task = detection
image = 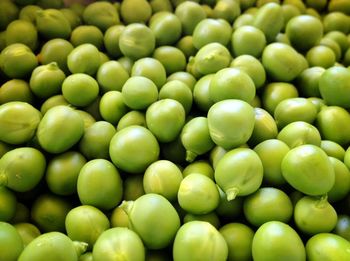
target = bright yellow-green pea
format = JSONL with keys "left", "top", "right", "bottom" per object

{"left": 319, "top": 37, "right": 342, "bottom": 62}
{"left": 70, "top": 25, "right": 104, "bottom": 49}
{"left": 0, "top": 186, "right": 16, "bottom": 222}
{"left": 321, "top": 140, "right": 345, "bottom": 161}
{"left": 123, "top": 174, "right": 145, "bottom": 201}
{"left": 306, "top": 45, "right": 336, "bottom": 69}
{"left": 153, "top": 46, "right": 187, "bottom": 75}
{"left": 182, "top": 160, "right": 214, "bottom": 180}
{"left": 167, "top": 71, "right": 197, "bottom": 91}
{"left": 97, "top": 61, "right": 129, "bottom": 93}
{"left": 323, "top": 11, "right": 350, "bottom": 34}
{"left": 110, "top": 206, "right": 129, "bottom": 228}
{"left": 103, "top": 25, "right": 125, "bottom": 59}
{"left": 0, "top": 79, "right": 34, "bottom": 104}
{"left": 14, "top": 223, "right": 40, "bottom": 247}
{"left": 40, "top": 95, "right": 69, "bottom": 115}
{"left": 99, "top": 91, "right": 128, "bottom": 125}
{"left": 324, "top": 31, "right": 350, "bottom": 55}
{"left": 176, "top": 35, "right": 197, "bottom": 58}
{"left": 0, "top": 222, "right": 23, "bottom": 261}
{"left": 212, "top": 0, "right": 241, "bottom": 23}
{"left": 120, "top": 0, "right": 152, "bottom": 24}
{"left": 174, "top": 1, "right": 206, "bottom": 35}
{"left": 116, "top": 110, "right": 147, "bottom": 131}
{"left": 232, "top": 13, "right": 254, "bottom": 30}
{"left": 328, "top": 157, "right": 350, "bottom": 202}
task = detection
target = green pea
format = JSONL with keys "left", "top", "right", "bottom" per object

{"left": 0, "top": 147, "right": 46, "bottom": 192}
{"left": 149, "top": 11, "right": 182, "bottom": 46}
{"left": 77, "top": 110, "right": 96, "bottom": 129}
{"left": 70, "top": 25, "right": 104, "bottom": 49}
{"left": 65, "top": 205, "right": 110, "bottom": 250}
{"left": 9, "top": 202, "right": 30, "bottom": 224}
{"left": 167, "top": 71, "right": 197, "bottom": 91}
{"left": 92, "top": 227, "right": 145, "bottom": 261}
{"left": 67, "top": 44, "right": 100, "bottom": 75}
{"left": 212, "top": 0, "right": 241, "bottom": 23}
{"left": 36, "top": 9, "right": 71, "bottom": 39}
{"left": 36, "top": 105, "right": 84, "bottom": 154}
{"left": 19, "top": 5, "right": 43, "bottom": 24}
{"left": 327, "top": 157, "right": 350, "bottom": 203}
{"left": 192, "top": 73, "right": 215, "bottom": 111}
{"left": 0, "top": 43, "right": 38, "bottom": 79}
{"left": 131, "top": 57, "right": 167, "bottom": 89}
{"left": 123, "top": 174, "right": 145, "bottom": 201}
{"left": 319, "top": 37, "right": 342, "bottom": 62}
{"left": 121, "top": 193, "right": 180, "bottom": 249}
{"left": 176, "top": 35, "right": 197, "bottom": 58}
{"left": 334, "top": 214, "right": 350, "bottom": 241}
{"left": 77, "top": 159, "right": 123, "bottom": 210}
{"left": 207, "top": 99, "right": 255, "bottom": 150}
{"left": 45, "top": 151, "right": 86, "bottom": 196}
{"left": 0, "top": 0, "right": 19, "bottom": 31}
{"left": 143, "top": 160, "right": 183, "bottom": 202}
{"left": 183, "top": 212, "right": 220, "bottom": 229}
{"left": 174, "top": 1, "right": 206, "bottom": 35}
{"left": 215, "top": 186, "right": 243, "bottom": 219}
{"left": 119, "top": 23, "right": 155, "bottom": 60}
{"left": 252, "top": 221, "right": 306, "bottom": 261}
{"left": 5, "top": 19, "right": 38, "bottom": 51}
{"left": 60, "top": 8, "right": 82, "bottom": 30}
{"left": 296, "top": 66, "right": 324, "bottom": 98}
{"left": 40, "top": 95, "right": 69, "bottom": 115}
{"left": 97, "top": 61, "right": 129, "bottom": 93}
{"left": 0, "top": 222, "right": 24, "bottom": 261}
{"left": 153, "top": 46, "right": 187, "bottom": 75}
{"left": 324, "top": 31, "right": 349, "bottom": 55}
{"left": 146, "top": 99, "right": 186, "bottom": 143}
{"left": 232, "top": 13, "right": 254, "bottom": 29}
{"left": 180, "top": 116, "right": 214, "bottom": 162}
{"left": 18, "top": 231, "right": 87, "bottom": 261}
{"left": 219, "top": 223, "right": 254, "bottom": 261}
{"left": 182, "top": 160, "right": 214, "bottom": 180}
{"left": 160, "top": 136, "right": 187, "bottom": 165}
{"left": 0, "top": 79, "right": 33, "bottom": 104}
{"left": 36, "top": 0, "right": 64, "bottom": 9}
{"left": 254, "top": 139, "right": 289, "bottom": 186}
{"left": 173, "top": 221, "right": 228, "bottom": 261}
{"left": 0, "top": 186, "right": 16, "bottom": 221}
{"left": 306, "top": 45, "right": 336, "bottom": 68}
{"left": 110, "top": 206, "right": 129, "bottom": 228}
{"left": 14, "top": 222, "right": 40, "bottom": 247}
{"left": 150, "top": 0, "right": 173, "bottom": 13}
{"left": 109, "top": 126, "right": 160, "bottom": 174}
{"left": 82, "top": 1, "right": 119, "bottom": 32}
{"left": 29, "top": 62, "right": 66, "bottom": 99}
{"left": 116, "top": 110, "right": 147, "bottom": 131}
{"left": 321, "top": 140, "right": 346, "bottom": 160}
{"left": 103, "top": 25, "right": 125, "bottom": 58}
{"left": 99, "top": 91, "right": 128, "bottom": 125}
{"left": 214, "top": 147, "right": 263, "bottom": 200}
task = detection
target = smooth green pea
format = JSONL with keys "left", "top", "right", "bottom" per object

{"left": 192, "top": 73, "right": 215, "bottom": 111}
{"left": 77, "top": 159, "right": 123, "bottom": 210}
{"left": 40, "top": 95, "right": 69, "bottom": 115}
{"left": 296, "top": 66, "right": 325, "bottom": 97}
{"left": 120, "top": 0, "right": 152, "bottom": 24}
{"left": 174, "top": 1, "right": 206, "bottom": 35}
{"left": 36, "top": 105, "right": 84, "bottom": 154}
{"left": 14, "top": 223, "right": 40, "bottom": 247}
{"left": 319, "top": 37, "right": 342, "bottom": 62}
{"left": 110, "top": 206, "right": 129, "bottom": 228}
{"left": 0, "top": 101, "right": 41, "bottom": 145}
{"left": 0, "top": 79, "right": 33, "bottom": 105}
{"left": 215, "top": 147, "right": 263, "bottom": 201}
{"left": 18, "top": 231, "right": 86, "bottom": 261}
{"left": 180, "top": 116, "right": 214, "bottom": 162}
{"left": 116, "top": 110, "right": 147, "bottom": 131}
{"left": 232, "top": 13, "right": 254, "bottom": 30}
{"left": 306, "top": 45, "right": 336, "bottom": 68}
{"left": 109, "top": 126, "right": 160, "bottom": 174}
{"left": 176, "top": 35, "right": 197, "bottom": 58}
{"left": 207, "top": 99, "right": 255, "bottom": 150}
{"left": 35, "top": 9, "right": 71, "bottom": 39}
{"left": 182, "top": 160, "right": 214, "bottom": 180}
{"left": 103, "top": 25, "right": 125, "bottom": 58}
{"left": 173, "top": 221, "right": 228, "bottom": 261}
{"left": 324, "top": 31, "right": 349, "bottom": 55}
{"left": 0, "top": 147, "right": 46, "bottom": 192}
{"left": 45, "top": 151, "right": 86, "bottom": 196}
{"left": 0, "top": 186, "right": 16, "bottom": 222}
{"left": 70, "top": 25, "right": 104, "bottom": 49}
{"left": 29, "top": 62, "right": 65, "bottom": 99}
{"left": 92, "top": 227, "right": 145, "bottom": 261}
{"left": 167, "top": 71, "right": 197, "bottom": 91}
{"left": 252, "top": 221, "right": 306, "bottom": 261}
{"left": 153, "top": 45, "right": 187, "bottom": 75}
{"left": 82, "top": 1, "right": 119, "bottom": 32}
{"left": 178, "top": 173, "right": 219, "bottom": 214}
{"left": 282, "top": 144, "right": 335, "bottom": 195}
{"left": 143, "top": 160, "right": 183, "bottom": 202}
{"left": 277, "top": 121, "right": 321, "bottom": 148}
{"left": 321, "top": 140, "right": 346, "bottom": 160}
{"left": 77, "top": 110, "right": 96, "bottom": 130}
{"left": 31, "top": 193, "right": 72, "bottom": 233}
{"left": 0, "top": 222, "right": 23, "bottom": 261}
{"left": 97, "top": 61, "right": 129, "bottom": 93}
{"left": 121, "top": 193, "right": 180, "bottom": 249}
{"left": 123, "top": 174, "right": 145, "bottom": 201}
{"left": 5, "top": 19, "right": 38, "bottom": 51}
{"left": 60, "top": 8, "right": 82, "bottom": 29}
{"left": 328, "top": 157, "right": 350, "bottom": 202}
{"left": 146, "top": 99, "right": 186, "bottom": 143}
{"left": 65, "top": 205, "right": 110, "bottom": 250}
{"left": 334, "top": 215, "right": 350, "bottom": 241}
{"left": 99, "top": 91, "right": 128, "bottom": 125}
{"left": 19, "top": 5, "right": 43, "bottom": 24}
{"left": 219, "top": 223, "right": 254, "bottom": 261}
{"left": 323, "top": 11, "right": 350, "bottom": 34}
{"left": 67, "top": 44, "right": 100, "bottom": 75}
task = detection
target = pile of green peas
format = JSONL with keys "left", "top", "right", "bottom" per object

{"left": 1, "top": 0, "right": 350, "bottom": 260}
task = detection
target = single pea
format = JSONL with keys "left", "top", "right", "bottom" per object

{"left": 40, "top": 95, "right": 69, "bottom": 115}
{"left": 131, "top": 57, "right": 167, "bottom": 89}
{"left": 167, "top": 71, "right": 197, "bottom": 91}
{"left": 252, "top": 221, "right": 306, "bottom": 261}
{"left": 321, "top": 140, "right": 346, "bottom": 160}
{"left": 35, "top": 9, "right": 71, "bottom": 39}
{"left": 143, "top": 160, "right": 183, "bottom": 202}
{"left": 67, "top": 44, "right": 100, "bottom": 75}
{"left": 232, "top": 13, "right": 254, "bottom": 30}
{"left": 207, "top": 99, "right": 255, "bottom": 150}
{"left": 212, "top": 0, "right": 241, "bottom": 22}
{"left": 99, "top": 91, "right": 128, "bottom": 125}
{"left": 122, "top": 76, "right": 158, "bottom": 110}
{"left": 173, "top": 221, "right": 228, "bottom": 261}
{"left": 103, "top": 25, "right": 125, "bottom": 58}
{"left": 324, "top": 31, "right": 350, "bottom": 55}
{"left": 38, "top": 38, "right": 73, "bottom": 74}
{"left": 149, "top": 11, "right": 182, "bottom": 46}
{"left": 214, "top": 147, "right": 263, "bottom": 201}
{"left": 29, "top": 62, "right": 66, "bottom": 99}
{"left": 277, "top": 121, "right": 321, "bottom": 148}
{"left": 0, "top": 147, "right": 46, "bottom": 192}
{"left": 19, "top": 5, "right": 43, "bottom": 24}
{"left": 174, "top": 1, "right": 206, "bottom": 35}
{"left": 158, "top": 80, "right": 193, "bottom": 114}
{"left": 182, "top": 160, "right": 214, "bottom": 180}
{"left": 110, "top": 206, "right": 129, "bottom": 228}
{"left": 36, "top": 105, "right": 84, "bottom": 154}
{"left": 70, "top": 25, "right": 104, "bottom": 49}
{"left": 231, "top": 25, "right": 266, "bottom": 58}
{"left": 180, "top": 116, "right": 215, "bottom": 162}
{"left": 306, "top": 45, "right": 336, "bottom": 68}
{"left": 14, "top": 223, "right": 40, "bottom": 247}
{"left": 119, "top": 23, "right": 155, "bottom": 60}
{"left": 5, "top": 19, "right": 38, "bottom": 51}
{"left": 192, "top": 73, "right": 215, "bottom": 111}
{"left": 146, "top": 99, "right": 186, "bottom": 143}
{"left": 65, "top": 205, "right": 110, "bottom": 250}
{"left": 296, "top": 66, "right": 325, "bottom": 97}
{"left": 176, "top": 35, "right": 197, "bottom": 58}
{"left": 0, "top": 222, "right": 24, "bottom": 261}
{"left": 327, "top": 157, "right": 350, "bottom": 203}
{"left": 92, "top": 227, "right": 145, "bottom": 261}
{"left": 150, "top": 0, "right": 173, "bottom": 13}
{"left": 116, "top": 110, "right": 147, "bottom": 131}
{"left": 319, "top": 37, "right": 342, "bottom": 62}
{"left": 77, "top": 110, "right": 96, "bottom": 130}
{"left": 45, "top": 151, "right": 86, "bottom": 196}
{"left": 219, "top": 223, "right": 254, "bottom": 261}
{"left": 109, "top": 126, "right": 160, "bottom": 174}
{"left": 120, "top": 0, "right": 152, "bottom": 24}
{"left": 323, "top": 11, "right": 350, "bottom": 34}
{"left": 77, "top": 159, "right": 123, "bottom": 210}
{"left": 0, "top": 79, "right": 34, "bottom": 105}
{"left": 31, "top": 193, "right": 72, "bottom": 233}
{"left": 121, "top": 193, "right": 180, "bottom": 249}
{"left": 9, "top": 202, "right": 30, "bottom": 224}
{"left": 60, "top": 8, "right": 82, "bottom": 30}
{"left": 0, "top": 43, "right": 38, "bottom": 79}
{"left": 18, "top": 231, "right": 87, "bottom": 261}
{"left": 82, "top": 1, "right": 119, "bottom": 32}
{"left": 153, "top": 45, "right": 187, "bottom": 75}
{"left": 0, "top": 186, "right": 16, "bottom": 222}
{"left": 123, "top": 174, "right": 145, "bottom": 201}
{"left": 183, "top": 212, "right": 220, "bottom": 229}
{"left": 117, "top": 56, "right": 134, "bottom": 74}
{"left": 0, "top": 1, "right": 19, "bottom": 31}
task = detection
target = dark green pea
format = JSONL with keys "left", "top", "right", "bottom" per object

{"left": 14, "top": 222, "right": 41, "bottom": 247}
{"left": 35, "top": 9, "right": 71, "bottom": 39}
{"left": 176, "top": 35, "right": 197, "bottom": 58}
{"left": 160, "top": 135, "right": 187, "bottom": 165}
{"left": 0, "top": 186, "right": 16, "bottom": 221}
{"left": 0, "top": 0, "right": 19, "bottom": 31}
{"left": 123, "top": 174, "right": 145, "bottom": 201}
{"left": 46, "top": 151, "right": 86, "bottom": 196}
{"left": 70, "top": 25, "right": 104, "bottom": 49}
{"left": 0, "top": 79, "right": 34, "bottom": 104}
{"left": 0, "top": 222, "right": 23, "bottom": 261}
{"left": 60, "top": 8, "right": 82, "bottom": 30}
{"left": 19, "top": 5, "right": 43, "bottom": 24}
{"left": 5, "top": 19, "right": 38, "bottom": 51}
{"left": 216, "top": 186, "right": 243, "bottom": 219}
{"left": 327, "top": 157, "right": 350, "bottom": 203}
{"left": 184, "top": 212, "right": 220, "bottom": 229}
{"left": 9, "top": 202, "right": 30, "bottom": 224}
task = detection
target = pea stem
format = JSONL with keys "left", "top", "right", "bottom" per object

{"left": 186, "top": 150, "right": 197, "bottom": 163}
{"left": 226, "top": 187, "right": 239, "bottom": 201}
{"left": 315, "top": 194, "right": 328, "bottom": 209}
{"left": 119, "top": 200, "right": 134, "bottom": 216}
{"left": 73, "top": 241, "right": 88, "bottom": 257}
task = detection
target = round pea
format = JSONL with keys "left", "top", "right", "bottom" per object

{"left": 0, "top": 79, "right": 34, "bottom": 104}
{"left": 70, "top": 25, "right": 104, "bottom": 49}
{"left": 327, "top": 157, "right": 350, "bottom": 202}
{"left": 116, "top": 110, "right": 147, "bottom": 131}
{"left": 131, "top": 57, "right": 166, "bottom": 89}
{"left": 0, "top": 222, "right": 23, "bottom": 261}
{"left": 174, "top": 1, "right": 206, "bottom": 35}
{"left": 67, "top": 44, "right": 100, "bottom": 75}
{"left": 5, "top": 19, "right": 38, "bottom": 51}
{"left": 0, "top": 186, "right": 16, "bottom": 221}
{"left": 120, "top": 0, "right": 152, "bottom": 24}
{"left": 14, "top": 222, "right": 41, "bottom": 247}
{"left": 103, "top": 25, "right": 125, "bottom": 58}
{"left": 35, "top": 9, "right": 71, "bottom": 40}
